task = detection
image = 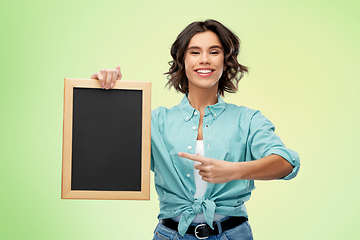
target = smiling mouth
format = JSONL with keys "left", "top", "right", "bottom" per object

{"left": 196, "top": 69, "right": 214, "bottom": 74}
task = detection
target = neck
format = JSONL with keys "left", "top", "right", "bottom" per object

{"left": 187, "top": 87, "right": 218, "bottom": 114}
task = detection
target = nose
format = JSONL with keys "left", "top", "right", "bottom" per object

{"left": 199, "top": 53, "right": 210, "bottom": 64}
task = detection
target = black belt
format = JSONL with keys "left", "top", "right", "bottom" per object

{"left": 160, "top": 216, "right": 248, "bottom": 239}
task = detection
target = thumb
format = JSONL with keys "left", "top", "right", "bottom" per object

{"left": 196, "top": 153, "right": 211, "bottom": 165}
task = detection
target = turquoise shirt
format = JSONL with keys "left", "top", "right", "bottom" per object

{"left": 151, "top": 94, "right": 300, "bottom": 236}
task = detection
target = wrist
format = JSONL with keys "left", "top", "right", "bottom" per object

{"left": 230, "top": 162, "right": 245, "bottom": 181}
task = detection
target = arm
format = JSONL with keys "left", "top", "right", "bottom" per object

{"left": 232, "top": 154, "right": 293, "bottom": 180}
{"left": 178, "top": 152, "right": 293, "bottom": 183}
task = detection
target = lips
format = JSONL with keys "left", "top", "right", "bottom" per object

{"left": 195, "top": 68, "right": 215, "bottom": 77}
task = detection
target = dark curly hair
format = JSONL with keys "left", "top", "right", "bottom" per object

{"left": 165, "top": 19, "right": 248, "bottom": 96}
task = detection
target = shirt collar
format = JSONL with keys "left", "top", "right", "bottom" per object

{"left": 179, "top": 93, "right": 226, "bottom": 122}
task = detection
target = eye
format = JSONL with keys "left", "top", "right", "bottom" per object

{"left": 210, "top": 51, "right": 219, "bottom": 55}
{"left": 190, "top": 51, "right": 200, "bottom": 55}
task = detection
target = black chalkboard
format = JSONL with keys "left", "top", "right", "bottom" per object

{"left": 62, "top": 79, "right": 151, "bottom": 200}
{"left": 71, "top": 88, "right": 142, "bottom": 191}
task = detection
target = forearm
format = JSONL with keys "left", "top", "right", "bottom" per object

{"left": 231, "top": 154, "right": 294, "bottom": 180}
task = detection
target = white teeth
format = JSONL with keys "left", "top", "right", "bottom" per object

{"left": 196, "top": 69, "right": 212, "bottom": 74}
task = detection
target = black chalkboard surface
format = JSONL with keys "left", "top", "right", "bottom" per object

{"left": 62, "top": 79, "right": 151, "bottom": 200}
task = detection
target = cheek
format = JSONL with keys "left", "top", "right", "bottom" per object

{"left": 184, "top": 62, "right": 190, "bottom": 73}
{"left": 218, "top": 69, "right": 224, "bottom": 78}
{"left": 219, "top": 57, "right": 225, "bottom": 70}
{"left": 218, "top": 59, "right": 225, "bottom": 77}
{"left": 217, "top": 60, "right": 224, "bottom": 76}
{"left": 184, "top": 59, "right": 193, "bottom": 78}
{"left": 184, "top": 65, "right": 191, "bottom": 79}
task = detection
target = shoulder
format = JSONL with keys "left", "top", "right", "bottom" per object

{"left": 151, "top": 106, "right": 167, "bottom": 118}
{"left": 225, "top": 102, "right": 255, "bottom": 112}
{"left": 151, "top": 104, "right": 182, "bottom": 124}
{"left": 223, "top": 102, "right": 272, "bottom": 129}
{"left": 224, "top": 102, "right": 259, "bottom": 118}
{"left": 152, "top": 105, "right": 181, "bottom": 117}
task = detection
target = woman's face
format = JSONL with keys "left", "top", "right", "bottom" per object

{"left": 184, "top": 31, "right": 225, "bottom": 92}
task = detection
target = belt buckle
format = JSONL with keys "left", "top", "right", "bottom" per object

{"left": 194, "top": 223, "right": 208, "bottom": 239}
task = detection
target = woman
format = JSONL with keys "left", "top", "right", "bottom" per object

{"left": 91, "top": 19, "right": 300, "bottom": 240}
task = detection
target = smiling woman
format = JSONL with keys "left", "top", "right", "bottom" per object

{"left": 185, "top": 31, "right": 224, "bottom": 93}
{"left": 165, "top": 20, "right": 249, "bottom": 96}
{"left": 90, "top": 19, "right": 300, "bottom": 240}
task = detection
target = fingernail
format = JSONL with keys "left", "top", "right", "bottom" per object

{"left": 178, "top": 152, "right": 183, "bottom": 156}
{"left": 111, "top": 83, "right": 114, "bottom": 88}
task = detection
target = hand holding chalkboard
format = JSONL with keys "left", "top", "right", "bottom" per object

{"left": 90, "top": 65, "right": 122, "bottom": 90}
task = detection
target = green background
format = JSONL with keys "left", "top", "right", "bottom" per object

{"left": 1, "top": 0, "right": 359, "bottom": 239}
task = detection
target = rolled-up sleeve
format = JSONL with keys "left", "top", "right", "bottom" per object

{"left": 248, "top": 111, "right": 300, "bottom": 180}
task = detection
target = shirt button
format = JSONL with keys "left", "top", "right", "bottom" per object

{"left": 187, "top": 174, "right": 191, "bottom": 178}
{"left": 194, "top": 111, "right": 198, "bottom": 115}
{"left": 188, "top": 146, "right": 192, "bottom": 150}
{"left": 205, "top": 124, "right": 208, "bottom": 128}
{"left": 193, "top": 126, "right": 196, "bottom": 130}
{"left": 214, "top": 113, "right": 217, "bottom": 117}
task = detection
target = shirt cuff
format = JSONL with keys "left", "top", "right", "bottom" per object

{"left": 266, "top": 148, "right": 300, "bottom": 180}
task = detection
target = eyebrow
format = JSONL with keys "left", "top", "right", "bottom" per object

{"left": 187, "top": 45, "right": 223, "bottom": 51}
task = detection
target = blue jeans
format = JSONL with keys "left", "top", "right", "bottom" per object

{"left": 153, "top": 219, "right": 253, "bottom": 240}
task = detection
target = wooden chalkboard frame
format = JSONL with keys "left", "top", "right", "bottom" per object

{"left": 62, "top": 78, "right": 151, "bottom": 200}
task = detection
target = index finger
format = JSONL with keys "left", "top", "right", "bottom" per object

{"left": 90, "top": 71, "right": 105, "bottom": 88}
{"left": 116, "top": 65, "right": 122, "bottom": 80}
{"left": 178, "top": 152, "right": 207, "bottom": 164}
